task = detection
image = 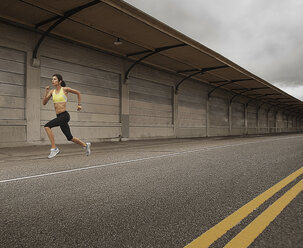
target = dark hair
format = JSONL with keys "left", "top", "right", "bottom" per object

{"left": 53, "top": 74, "right": 66, "bottom": 87}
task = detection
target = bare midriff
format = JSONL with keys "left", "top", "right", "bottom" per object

{"left": 54, "top": 102, "right": 67, "bottom": 115}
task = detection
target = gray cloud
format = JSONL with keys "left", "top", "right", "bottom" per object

{"left": 124, "top": 0, "right": 303, "bottom": 100}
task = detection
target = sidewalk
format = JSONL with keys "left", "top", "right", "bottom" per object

{"left": 0, "top": 143, "right": 81, "bottom": 162}
{"left": 0, "top": 133, "right": 301, "bottom": 163}
{"left": 0, "top": 142, "right": 119, "bottom": 162}
{"left": 0, "top": 139, "right": 182, "bottom": 162}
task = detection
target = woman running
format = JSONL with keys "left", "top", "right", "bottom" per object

{"left": 42, "top": 74, "right": 91, "bottom": 158}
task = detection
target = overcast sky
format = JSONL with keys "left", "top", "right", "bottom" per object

{"left": 124, "top": 0, "right": 303, "bottom": 100}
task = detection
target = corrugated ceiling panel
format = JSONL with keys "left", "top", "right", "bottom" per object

{"left": 0, "top": 0, "right": 53, "bottom": 26}
{"left": 74, "top": 3, "right": 181, "bottom": 49}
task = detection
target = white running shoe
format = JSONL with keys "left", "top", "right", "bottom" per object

{"left": 85, "top": 142, "right": 91, "bottom": 156}
{"left": 48, "top": 147, "right": 60, "bottom": 159}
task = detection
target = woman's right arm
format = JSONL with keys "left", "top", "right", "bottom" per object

{"left": 42, "top": 86, "right": 52, "bottom": 105}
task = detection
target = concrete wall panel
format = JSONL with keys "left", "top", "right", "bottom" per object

{"left": 178, "top": 81, "right": 206, "bottom": 127}
{"left": 268, "top": 111, "right": 276, "bottom": 133}
{"left": 259, "top": 108, "right": 268, "bottom": 131}
{"left": 0, "top": 83, "right": 24, "bottom": 97}
{"left": 129, "top": 126, "right": 174, "bottom": 138}
{"left": 1, "top": 126, "right": 26, "bottom": 142}
{"left": 178, "top": 128, "right": 206, "bottom": 137}
{"left": 0, "top": 46, "right": 26, "bottom": 144}
{"left": 209, "top": 96, "right": 229, "bottom": 127}
{"left": 177, "top": 81, "right": 206, "bottom": 137}
{"left": 231, "top": 102, "right": 244, "bottom": 128}
{"left": 0, "top": 108, "right": 24, "bottom": 120}
{"left": 129, "top": 77, "right": 173, "bottom": 138}
{"left": 0, "top": 71, "right": 24, "bottom": 85}
{"left": 247, "top": 106, "right": 257, "bottom": 128}
{"left": 208, "top": 127, "right": 229, "bottom": 137}
{"left": 0, "top": 95, "right": 24, "bottom": 109}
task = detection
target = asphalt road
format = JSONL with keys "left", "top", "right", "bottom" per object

{"left": 1, "top": 134, "right": 303, "bottom": 248}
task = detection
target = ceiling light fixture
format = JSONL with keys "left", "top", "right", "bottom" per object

{"left": 114, "top": 38, "right": 123, "bottom": 46}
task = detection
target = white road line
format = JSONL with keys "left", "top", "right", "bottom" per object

{"left": 0, "top": 135, "right": 302, "bottom": 184}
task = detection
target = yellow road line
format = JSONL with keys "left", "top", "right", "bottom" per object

{"left": 225, "top": 179, "right": 303, "bottom": 248}
{"left": 185, "top": 167, "right": 303, "bottom": 248}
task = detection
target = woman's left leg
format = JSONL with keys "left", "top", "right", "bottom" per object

{"left": 60, "top": 111, "right": 91, "bottom": 155}
{"left": 60, "top": 122, "right": 88, "bottom": 147}
{"left": 71, "top": 137, "right": 86, "bottom": 147}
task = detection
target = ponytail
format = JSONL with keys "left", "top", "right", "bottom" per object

{"left": 53, "top": 74, "right": 67, "bottom": 87}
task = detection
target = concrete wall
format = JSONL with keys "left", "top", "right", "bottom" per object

{"left": 231, "top": 101, "right": 245, "bottom": 136}
{"left": 177, "top": 81, "right": 207, "bottom": 138}
{"left": 208, "top": 93, "right": 229, "bottom": 137}
{"left": 247, "top": 105, "right": 257, "bottom": 135}
{"left": 128, "top": 76, "right": 174, "bottom": 138}
{"left": 0, "top": 46, "right": 26, "bottom": 143}
{"left": 0, "top": 21, "right": 302, "bottom": 146}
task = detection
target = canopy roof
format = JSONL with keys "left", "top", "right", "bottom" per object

{"left": 1, "top": 0, "right": 302, "bottom": 114}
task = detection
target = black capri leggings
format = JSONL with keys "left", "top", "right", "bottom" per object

{"left": 44, "top": 111, "right": 73, "bottom": 141}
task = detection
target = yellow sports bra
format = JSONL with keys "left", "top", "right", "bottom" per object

{"left": 52, "top": 87, "right": 67, "bottom": 103}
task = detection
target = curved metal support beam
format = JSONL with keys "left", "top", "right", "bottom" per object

{"left": 208, "top": 79, "right": 253, "bottom": 98}
{"left": 266, "top": 105, "right": 277, "bottom": 114}
{"left": 231, "top": 88, "right": 252, "bottom": 105}
{"left": 175, "top": 71, "right": 202, "bottom": 94}
{"left": 35, "top": 15, "right": 61, "bottom": 29}
{"left": 32, "top": 0, "right": 101, "bottom": 59}
{"left": 280, "top": 105, "right": 301, "bottom": 111}
{"left": 272, "top": 104, "right": 289, "bottom": 109}
{"left": 257, "top": 102, "right": 267, "bottom": 111}
{"left": 283, "top": 107, "right": 301, "bottom": 113}
{"left": 230, "top": 87, "right": 268, "bottom": 103}
{"left": 175, "top": 65, "right": 228, "bottom": 93}
{"left": 283, "top": 110, "right": 302, "bottom": 125}
{"left": 124, "top": 44, "right": 186, "bottom": 80}
{"left": 270, "top": 97, "right": 289, "bottom": 101}
{"left": 246, "top": 95, "right": 268, "bottom": 106}
{"left": 245, "top": 93, "right": 281, "bottom": 106}
{"left": 175, "top": 65, "right": 228, "bottom": 94}
{"left": 286, "top": 111, "right": 300, "bottom": 119}
{"left": 266, "top": 101, "right": 284, "bottom": 106}
{"left": 208, "top": 80, "right": 229, "bottom": 84}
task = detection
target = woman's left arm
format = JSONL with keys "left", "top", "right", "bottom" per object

{"left": 65, "top": 87, "right": 82, "bottom": 111}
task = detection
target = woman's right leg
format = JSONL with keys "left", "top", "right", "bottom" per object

{"left": 44, "top": 127, "right": 56, "bottom": 149}
{"left": 44, "top": 117, "right": 61, "bottom": 158}
{"left": 44, "top": 116, "right": 62, "bottom": 158}
{"left": 44, "top": 116, "right": 62, "bottom": 149}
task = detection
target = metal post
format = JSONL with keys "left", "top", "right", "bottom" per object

{"left": 120, "top": 72, "right": 129, "bottom": 140}
{"left": 173, "top": 87, "right": 179, "bottom": 138}
{"left": 257, "top": 106, "right": 260, "bottom": 134}
{"left": 267, "top": 109, "right": 270, "bottom": 133}
{"left": 296, "top": 116, "right": 298, "bottom": 131}
{"left": 206, "top": 96, "right": 209, "bottom": 137}
{"left": 275, "top": 111, "right": 278, "bottom": 133}
{"left": 245, "top": 104, "right": 248, "bottom": 135}
{"left": 229, "top": 100, "right": 232, "bottom": 135}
